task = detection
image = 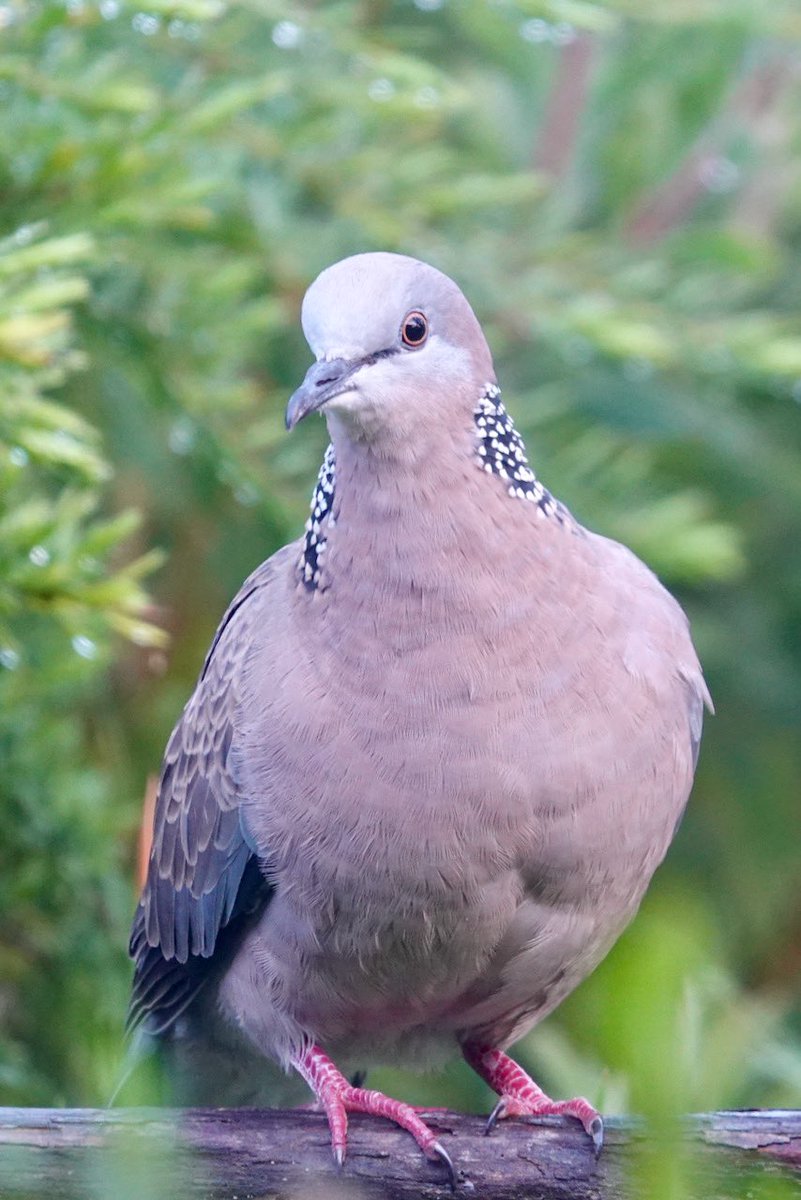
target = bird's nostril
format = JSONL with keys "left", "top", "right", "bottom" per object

{"left": 285, "top": 358, "right": 352, "bottom": 429}
{"left": 311, "top": 359, "right": 349, "bottom": 389}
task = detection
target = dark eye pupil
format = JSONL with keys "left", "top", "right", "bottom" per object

{"left": 404, "top": 315, "right": 427, "bottom": 344}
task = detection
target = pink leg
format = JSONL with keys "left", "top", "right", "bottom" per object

{"left": 292, "top": 1044, "right": 455, "bottom": 1184}
{"left": 463, "top": 1041, "right": 603, "bottom": 1154}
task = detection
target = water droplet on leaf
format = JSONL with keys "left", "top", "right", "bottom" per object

{"left": 72, "top": 635, "right": 98, "bottom": 660}
{"left": 272, "top": 20, "right": 302, "bottom": 49}
{"left": 29, "top": 545, "right": 51, "bottom": 567}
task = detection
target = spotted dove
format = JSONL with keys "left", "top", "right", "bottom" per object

{"left": 128, "top": 252, "right": 711, "bottom": 1182}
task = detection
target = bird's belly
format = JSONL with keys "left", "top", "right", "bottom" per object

{"left": 229, "top": 613, "right": 694, "bottom": 1066}
{"left": 217, "top": 856, "right": 627, "bottom": 1075}
{"left": 217, "top": 803, "right": 635, "bottom": 1071}
{"left": 218, "top": 831, "right": 528, "bottom": 1067}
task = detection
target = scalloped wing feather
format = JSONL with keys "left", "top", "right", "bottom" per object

{"left": 127, "top": 558, "right": 278, "bottom": 1035}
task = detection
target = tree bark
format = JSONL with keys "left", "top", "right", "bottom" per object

{"left": 2, "top": 1106, "right": 801, "bottom": 1199}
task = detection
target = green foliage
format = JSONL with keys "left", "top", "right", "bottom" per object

{"left": 2, "top": 3, "right": 801, "bottom": 1193}
{"left": 0, "top": 224, "right": 164, "bottom": 1103}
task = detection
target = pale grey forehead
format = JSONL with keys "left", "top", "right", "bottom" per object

{"left": 300, "top": 252, "right": 467, "bottom": 358}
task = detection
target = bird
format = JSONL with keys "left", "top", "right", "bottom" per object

{"left": 127, "top": 251, "right": 711, "bottom": 1184}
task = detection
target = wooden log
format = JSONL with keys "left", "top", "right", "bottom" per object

{"left": 1, "top": 1107, "right": 801, "bottom": 1199}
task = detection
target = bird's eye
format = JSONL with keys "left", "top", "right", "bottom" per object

{"left": 401, "top": 311, "right": 428, "bottom": 348}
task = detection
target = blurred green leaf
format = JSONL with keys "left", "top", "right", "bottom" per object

{"left": 1, "top": 12, "right": 800, "bottom": 1189}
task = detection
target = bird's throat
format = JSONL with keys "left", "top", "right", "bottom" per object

{"left": 297, "top": 383, "right": 572, "bottom": 597}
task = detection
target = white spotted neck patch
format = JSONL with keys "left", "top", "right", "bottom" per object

{"left": 299, "top": 443, "right": 335, "bottom": 590}
{"left": 474, "top": 383, "right": 568, "bottom": 523}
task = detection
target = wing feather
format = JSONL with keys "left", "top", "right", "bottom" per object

{"left": 127, "top": 558, "right": 277, "bottom": 1035}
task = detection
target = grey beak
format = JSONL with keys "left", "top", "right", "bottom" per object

{"left": 285, "top": 358, "right": 356, "bottom": 430}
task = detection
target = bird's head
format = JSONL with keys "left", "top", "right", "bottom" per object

{"left": 286, "top": 253, "right": 494, "bottom": 447}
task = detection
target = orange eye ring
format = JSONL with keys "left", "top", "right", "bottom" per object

{"left": 401, "top": 311, "right": 428, "bottom": 347}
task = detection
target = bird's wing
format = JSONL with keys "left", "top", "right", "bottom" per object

{"left": 127, "top": 556, "right": 280, "bottom": 1036}
{"left": 683, "top": 664, "right": 712, "bottom": 771}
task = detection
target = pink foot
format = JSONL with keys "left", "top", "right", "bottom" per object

{"left": 463, "top": 1042, "right": 603, "bottom": 1155}
{"left": 292, "top": 1044, "right": 455, "bottom": 1185}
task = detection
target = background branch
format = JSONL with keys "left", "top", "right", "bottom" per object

{"left": 625, "top": 57, "right": 797, "bottom": 245}
{"left": 533, "top": 33, "right": 596, "bottom": 179}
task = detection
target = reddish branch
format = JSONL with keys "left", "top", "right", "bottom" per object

{"left": 534, "top": 33, "right": 596, "bottom": 179}
{"left": 625, "top": 58, "right": 798, "bottom": 245}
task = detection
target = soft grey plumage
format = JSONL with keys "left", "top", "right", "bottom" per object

{"left": 129, "top": 252, "right": 710, "bottom": 1176}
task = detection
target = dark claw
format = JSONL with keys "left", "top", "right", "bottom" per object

{"left": 432, "top": 1140, "right": 457, "bottom": 1191}
{"left": 484, "top": 1099, "right": 505, "bottom": 1136}
{"left": 589, "top": 1115, "right": 604, "bottom": 1158}
{"left": 333, "top": 1145, "right": 346, "bottom": 1171}
{"left": 350, "top": 1069, "right": 367, "bottom": 1088}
